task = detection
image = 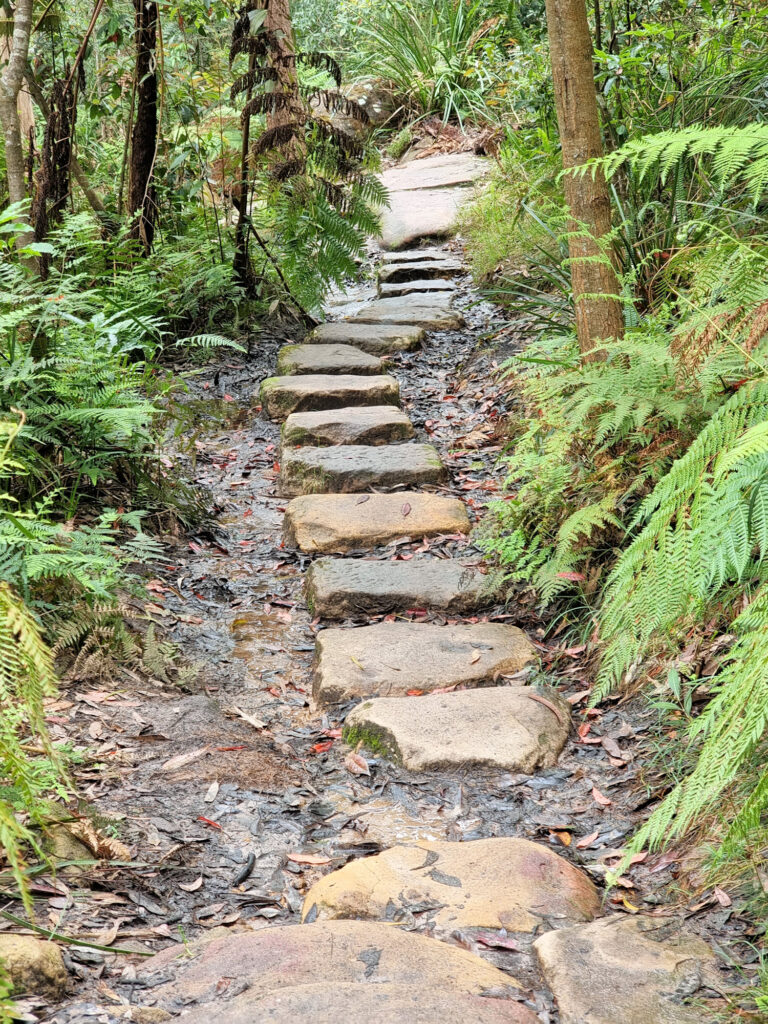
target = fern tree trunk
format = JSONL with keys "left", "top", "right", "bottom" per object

{"left": 265, "top": 0, "right": 301, "bottom": 135}
{"left": 128, "top": 0, "right": 158, "bottom": 253}
{"left": 0, "top": 0, "right": 33, "bottom": 211}
{"left": 544, "top": 0, "right": 624, "bottom": 357}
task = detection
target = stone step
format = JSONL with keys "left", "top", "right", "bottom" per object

{"left": 282, "top": 406, "right": 413, "bottom": 448}
{"left": 312, "top": 621, "right": 534, "bottom": 704}
{"left": 305, "top": 557, "right": 497, "bottom": 617}
{"left": 379, "top": 278, "right": 457, "bottom": 298}
{"left": 349, "top": 295, "right": 464, "bottom": 330}
{"left": 308, "top": 322, "right": 424, "bottom": 354}
{"left": 534, "top": 917, "right": 719, "bottom": 1024}
{"left": 146, "top": 919, "right": 520, "bottom": 1011}
{"left": 302, "top": 837, "right": 600, "bottom": 936}
{"left": 378, "top": 259, "right": 462, "bottom": 285}
{"left": 345, "top": 685, "right": 571, "bottom": 772}
{"left": 279, "top": 443, "right": 445, "bottom": 496}
{"left": 283, "top": 492, "right": 469, "bottom": 553}
{"left": 380, "top": 246, "right": 456, "bottom": 264}
{"left": 277, "top": 343, "right": 383, "bottom": 376}
{"left": 205, "top": 983, "right": 537, "bottom": 1024}
{"left": 260, "top": 374, "right": 399, "bottom": 421}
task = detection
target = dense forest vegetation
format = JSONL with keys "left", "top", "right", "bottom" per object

{"left": 3, "top": 0, "right": 768, "bottom": 1014}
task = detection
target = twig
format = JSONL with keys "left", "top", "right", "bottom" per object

{"left": 526, "top": 692, "right": 567, "bottom": 727}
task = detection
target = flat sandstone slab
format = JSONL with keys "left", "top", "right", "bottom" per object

{"left": 380, "top": 246, "right": 455, "bottom": 263}
{"left": 205, "top": 983, "right": 537, "bottom": 1024}
{"left": 302, "top": 837, "right": 600, "bottom": 934}
{"left": 350, "top": 296, "right": 464, "bottom": 330}
{"left": 305, "top": 557, "right": 497, "bottom": 617}
{"left": 282, "top": 407, "right": 413, "bottom": 447}
{"left": 534, "top": 916, "right": 721, "bottom": 1024}
{"left": 379, "top": 279, "right": 457, "bottom": 298}
{"left": 283, "top": 493, "right": 469, "bottom": 553}
{"left": 380, "top": 187, "right": 476, "bottom": 250}
{"left": 381, "top": 153, "right": 489, "bottom": 193}
{"left": 260, "top": 374, "right": 399, "bottom": 421}
{"left": 276, "top": 343, "right": 382, "bottom": 376}
{"left": 148, "top": 919, "right": 519, "bottom": 1008}
{"left": 308, "top": 322, "right": 424, "bottom": 354}
{"left": 345, "top": 685, "right": 570, "bottom": 772}
{"left": 279, "top": 443, "right": 445, "bottom": 496}
{"left": 378, "top": 259, "right": 462, "bottom": 284}
{"left": 312, "top": 621, "right": 535, "bottom": 703}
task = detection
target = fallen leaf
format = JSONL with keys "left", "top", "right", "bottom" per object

{"left": 311, "top": 741, "right": 333, "bottom": 754}
{"left": 550, "top": 830, "right": 571, "bottom": 847}
{"left": 197, "top": 816, "right": 223, "bottom": 831}
{"left": 601, "top": 736, "right": 623, "bottom": 759}
{"left": 713, "top": 886, "right": 732, "bottom": 907}
{"left": 526, "top": 692, "right": 566, "bottom": 726}
{"left": 344, "top": 751, "right": 370, "bottom": 776}
{"left": 287, "top": 852, "right": 331, "bottom": 866}
{"left": 576, "top": 830, "right": 600, "bottom": 849}
{"left": 229, "top": 706, "right": 267, "bottom": 730}
{"left": 162, "top": 745, "right": 210, "bottom": 772}
{"left": 470, "top": 650, "right": 481, "bottom": 664}
{"left": 592, "top": 786, "right": 612, "bottom": 807}
{"left": 179, "top": 877, "right": 203, "bottom": 893}
{"left": 356, "top": 495, "right": 370, "bottom": 504}
{"left": 204, "top": 782, "right": 219, "bottom": 803}
{"left": 406, "top": 689, "right": 424, "bottom": 696}
{"left": 401, "top": 502, "right": 411, "bottom": 517}
{"left": 67, "top": 821, "right": 131, "bottom": 862}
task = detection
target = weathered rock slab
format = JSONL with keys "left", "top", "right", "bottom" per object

{"left": 534, "top": 916, "right": 721, "bottom": 1024}
{"left": 378, "top": 259, "right": 462, "bottom": 284}
{"left": 302, "top": 837, "right": 600, "bottom": 934}
{"left": 349, "top": 296, "right": 464, "bottom": 330}
{"left": 308, "top": 322, "right": 424, "bottom": 353}
{"left": 279, "top": 443, "right": 445, "bottom": 495}
{"left": 380, "top": 187, "right": 476, "bottom": 250}
{"left": 260, "top": 374, "right": 399, "bottom": 420}
{"left": 0, "top": 934, "right": 68, "bottom": 998}
{"left": 305, "top": 557, "right": 497, "bottom": 617}
{"left": 380, "top": 246, "right": 455, "bottom": 263}
{"left": 283, "top": 493, "right": 469, "bottom": 553}
{"left": 282, "top": 406, "right": 413, "bottom": 447}
{"left": 381, "top": 153, "right": 489, "bottom": 193}
{"left": 276, "top": 343, "right": 382, "bottom": 376}
{"left": 205, "top": 983, "right": 537, "bottom": 1024}
{"left": 345, "top": 685, "right": 571, "bottom": 772}
{"left": 379, "top": 279, "right": 457, "bottom": 298}
{"left": 312, "top": 621, "right": 535, "bottom": 703}
{"left": 148, "top": 919, "right": 519, "bottom": 1009}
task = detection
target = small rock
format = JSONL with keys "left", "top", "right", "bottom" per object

{"left": 312, "top": 621, "right": 535, "bottom": 703}
{"left": 0, "top": 935, "right": 68, "bottom": 998}
{"left": 283, "top": 492, "right": 469, "bottom": 553}
{"left": 279, "top": 443, "right": 445, "bottom": 495}
{"left": 302, "top": 837, "right": 600, "bottom": 934}
{"left": 282, "top": 406, "right": 414, "bottom": 448}
{"left": 534, "top": 916, "right": 721, "bottom": 1024}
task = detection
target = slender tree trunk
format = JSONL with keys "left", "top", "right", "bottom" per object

{"left": 128, "top": 0, "right": 158, "bottom": 252}
{"left": 544, "top": 0, "right": 624, "bottom": 356}
{"left": 264, "top": 0, "right": 302, "bottom": 153}
{"left": 0, "top": 0, "right": 34, "bottom": 208}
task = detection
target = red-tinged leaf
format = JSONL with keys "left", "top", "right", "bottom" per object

{"left": 216, "top": 745, "right": 247, "bottom": 752}
{"left": 555, "top": 571, "right": 586, "bottom": 581}
{"left": 344, "top": 751, "right": 370, "bottom": 776}
{"left": 268, "top": 687, "right": 281, "bottom": 697}
{"left": 398, "top": 553, "right": 414, "bottom": 561}
{"left": 567, "top": 689, "right": 591, "bottom": 704}
{"left": 189, "top": 542, "right": 203, "bottom": 553}
{"left": 406, "top": 689, "right": 424, "bottom": 696}
{"left": 614, "top": 875, "right": 634, "bottom": 889}
{"left": 713, "top": 886, "right": 732, "bottom": 907}
{"left": 322, "top": 728, "right": 343, "bottom": 739}
{"left": 287, "top": 852, "right": 331, "bottom": 866}
{"left": 272, "top": 461, "right": 280, "bottom": 472}
{"left": 627, "top": 852, "right": 648, "bottom": 866}
{"left": 311, "top": 740, "right": 333, "bottom": 754}
{"left": 197, "top": 816, "right": 223, "bottom": 830}
{"left": 592, "top": 786, "right": 612, "bottom": 807}
{"left": 223, "top": 394, "right": 234, "bottom": 402}
{"left": 563, "top": 643, "right": 587, "bottom": 656}
{"left": 401, "top": 502, "right": 411, "bottom": 517}
{"left": 243, "top": 509, "right": 253, "bottom": 518}
{"left": 406, "top": 608, "right": 428, "bottom": 616}
{"left": 577, "top": 722, "right": 591, "bottom": 740}
{"left": 476, "top": 932, "right": 521, "bottom": 951}
{"left": 576, "top": 830, "right": 600, "bottom": 849}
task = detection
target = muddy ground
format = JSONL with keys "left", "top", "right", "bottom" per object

{"left": 12, "top": 245, "right": 758, "bottom": 1022}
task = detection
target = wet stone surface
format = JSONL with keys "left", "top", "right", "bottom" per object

{"left": 378, "top": 260, "right": 463, "bottom": 285}
{"left": 259, "top": 373, "right": 400, "bottom": 420}
{"left": 308, "top": 321, "right": 425, "bottom": 353}
{"left": 379, "top": 278, "right": 458, "bottom": 298}
{"left": 349, "top": 295, "right": 464, "bottom": 330}
{"left": 276, "top": 342, "right": 383, "bottom": 376}
{"left": 278, "top": 442, "right": 446, "bottom": 495}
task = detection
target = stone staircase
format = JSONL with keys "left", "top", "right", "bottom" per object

{"left": 134, "top": 233, "right": 719, "bottom": 1022}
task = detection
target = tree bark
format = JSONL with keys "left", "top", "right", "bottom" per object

{"left": 265, "top": 0, "right": 300, "bottom": 133}
{"left": 544, "top": 0, "right": 624, "bottom": 356}
{"left": 0, "top": 0, "right": 34, "bottom": 207}
{"left": 128, "top": 0, "right": 158, "bottom": 252}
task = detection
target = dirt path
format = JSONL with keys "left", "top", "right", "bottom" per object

{"left": 27, "top": 157, "right": 747, "bottom": 1024}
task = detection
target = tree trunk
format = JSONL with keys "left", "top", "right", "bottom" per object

{"left": 265, "top": 0, "right": 300, "bottom": 133}
{"left": 127, "top": 0, "right": 158, "bottom": 253}
{"left": 0, "top": 0, "right": 34, "bottom": 208}
{"left": 544, "top": 0, "right": 624, "bottom": 356}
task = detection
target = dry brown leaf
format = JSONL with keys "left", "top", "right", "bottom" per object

{"left": 576, "top": 830, "right": 600, "bottom": 849}
{"left": 344, "top": 751, "right": 370, "bottom": 776}
{"left": 287, "top": 852, "right": 331, "bottom": 866}
{"left": 470, "top": 650, "right": 481, "bottom": 664}
{"left": 592, "top": 786, "right": 612, "bottom": 808}
{"left": 68, "top": 821, "right": 131, "bottom": 862}
{"left": 179, "top": 877, "right": 204, "bottom": 893}
{"left": 161, "top": 745, "right": 210, "bottom": 772}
